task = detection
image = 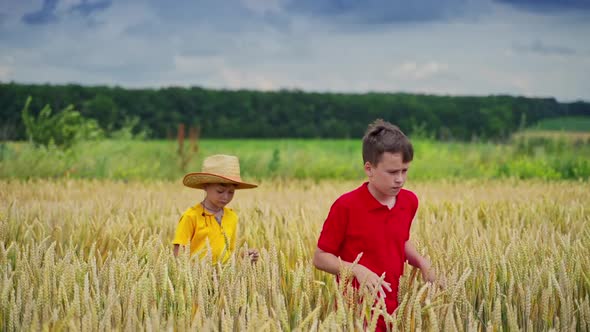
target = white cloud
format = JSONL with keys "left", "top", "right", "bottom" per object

{"left": 55, "top": 0, "right": 82, "bottom": 13}
{"left": 220, "top": 68, "right": 278, "bottom": 90}
{"left": 0, "top": 66, "right": 13, "bottom": 80}
{"left": 172, "top": 54, "right": 278, "bottom": 90}
{"left": 240, "top": 0, "right": 285, "bottom": 15}
{"left": 173, "top": 55, "right": 226, "bottom": 74}
{"left": 394, "top": 61, "right": 450, "bottom": 80}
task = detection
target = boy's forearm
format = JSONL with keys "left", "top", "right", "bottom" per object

{"left": 405, "top": 241, "right": 430, "bottom": 270}
{"left": 313, "top": 247, "right": 356, "bottom": 276}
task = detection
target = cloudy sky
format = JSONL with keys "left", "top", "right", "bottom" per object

{"left": 1, "top": 0, "right": 589, "bottom": 101}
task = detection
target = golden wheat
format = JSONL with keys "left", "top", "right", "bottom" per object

{"left": 0, "top": 179, "right": 588, "bottom": 331}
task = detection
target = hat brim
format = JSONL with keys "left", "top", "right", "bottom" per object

{"left": 183, "top": 172, "right": 258, "bottom": 189}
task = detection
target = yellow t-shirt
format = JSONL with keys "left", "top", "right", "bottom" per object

{"left": 172, "top": 203, "right": 238, "bottom": 263}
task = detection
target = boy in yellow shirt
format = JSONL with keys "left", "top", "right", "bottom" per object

{"left": 173, "top": 154, "right": 259, "bottom": 263}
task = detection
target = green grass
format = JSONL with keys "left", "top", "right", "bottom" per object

{"left": 531, "top": 116, "right": 590, "bottom": 132}
{"left": 1, "top": 137, "right": 589, "bottom": 181}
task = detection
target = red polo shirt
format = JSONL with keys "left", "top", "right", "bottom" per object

{"left": 317, "top": 182, "right": 418, "bottom": 313}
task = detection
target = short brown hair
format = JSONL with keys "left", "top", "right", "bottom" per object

{"left": 362, "top": 119, "right": 413, "bottom": 165}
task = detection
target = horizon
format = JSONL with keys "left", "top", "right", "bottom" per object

{"left": 3, "top": 80, "right": 589, "bottom": 104}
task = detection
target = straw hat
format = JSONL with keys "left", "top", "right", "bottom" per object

{"left": 183, "top": 154, "right": 257, "bottom": 189}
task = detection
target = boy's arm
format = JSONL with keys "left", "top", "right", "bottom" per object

{"left": 172, "top": 213, "right": 194, "bottom": 257}
{"left": 313, "top": 247, "right": 392, "bottom": 298}
{"left": 405, "top": 240, "right": 435, "bottom": 282}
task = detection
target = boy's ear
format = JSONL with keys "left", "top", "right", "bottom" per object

{"left": 364, "top": 161, "right": 373, "bottom": 177}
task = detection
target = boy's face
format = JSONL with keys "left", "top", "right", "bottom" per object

{"left": 204, "top": 183, "right": 236, "bottom": 209}
{"left": 364, "top": 152, "right": 410, "bottom": 198}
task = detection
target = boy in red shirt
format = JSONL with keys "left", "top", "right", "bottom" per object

{"left": 313, "top": 119, "right": 435, "bottom": 330}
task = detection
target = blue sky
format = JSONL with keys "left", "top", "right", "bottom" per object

{"left": 1, "top": 0, "right": 589, "bottom": 101}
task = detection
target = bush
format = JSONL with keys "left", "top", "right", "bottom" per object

{"left": 21, "top": 96, "right": 102, "bottom": 149}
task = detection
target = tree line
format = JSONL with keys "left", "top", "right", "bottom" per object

{"left": 1, "top": 82, "right": 589, "bottom": 141}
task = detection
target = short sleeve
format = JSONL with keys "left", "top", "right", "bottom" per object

{"left": 317, "top": 199, "right": 348, "bottom": 255}
{"left": 172, "top": 213, "right": 195, "bottom": 245}
{"left": 230, "top": 217, "right": 238, "bottom": 251}
{"left": 407, "top": 192, "right": 419, "bottom": 241}
{"left": 409, "top": 192, "right": 419, "bottom": 222}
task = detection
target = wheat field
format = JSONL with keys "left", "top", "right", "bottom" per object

{"left": 0, "top": 179, "right": 589, "bottom": 331}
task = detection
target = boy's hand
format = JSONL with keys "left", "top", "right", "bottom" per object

{"left": 352, "top": 264, "right": 391, "bottom": 299}
{"left": 418, "top": 260, "right": 437, "bottom": 284}
{"left": 247, "top": 249, "right": 259, "bottom": 263}
{"left": 420, "top": 265, "right": 436, "bottom": 283}
{"left": 421, "top": 262, "right": 447, "bottom": 289}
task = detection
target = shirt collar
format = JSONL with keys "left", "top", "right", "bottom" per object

{"left": 198, "top": 203, "right": 222, "bottom": 216}
{"left": 361, "top": 182, "right": 387, "bottom": 211}
{"left": 361, "top": 182, "right": 406, "bottom": 211}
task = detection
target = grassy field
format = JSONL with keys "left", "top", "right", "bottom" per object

{"left": 1, "top": 137, "right": 589, "bottom": 181}
{"left": 531, "top": 117, "right": 590, "bottom": 132}
{"left": 1, "top": 179, "right": 589, "bottom": 330}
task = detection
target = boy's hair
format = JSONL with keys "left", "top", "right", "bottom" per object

{"left": 362, "top": 119, "right": 413, "bottom": 165}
